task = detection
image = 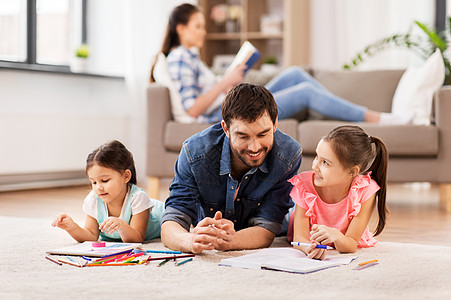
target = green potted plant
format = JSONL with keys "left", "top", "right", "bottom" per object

{"left": 70, "top": 44, "right": 90, "bottom": 73}
{"left": 75, "top": 44, "right": 89, "bottom": 58}
{"left": 344, "top": 18, "right": 451, "bottom": 85}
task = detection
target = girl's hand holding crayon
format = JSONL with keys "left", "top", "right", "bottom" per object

{"left": 51, "top": 213, "right": 76, "bottom": 231}
{"left": 99, "top": 217, "right": 126, "bottom": 234}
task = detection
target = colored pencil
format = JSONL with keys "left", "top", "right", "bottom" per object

{"left": 86, "top": 263, "right": 137, "bottom": 267}
{"left": 99, "top": 257, "right": 118, "bottom": 264}
{"left": 57, "top": 258, "right": 83, "bottom": 267}
{"left": 45, "top": 255, "right": 62, "bottom": 266}
{"left": 358, "top": 259, "right": 378, "bottom": 266}
{"left": 124, "top": 257, "right": 136, "bottom": 263}
{"left": 175, "top": 257, "right": 193, "bottom": 266}
{"left": 100, "top": 249, "right": 133, "bottom": 258}
{"left": 146, "top": 250, "right": 182, "bottom": 254}
{"left": 91, "top": 252, "right": 130, "bottom": 264}
{"left": 145, "top": 254, "right": 195, "bottom": 263}
{"left": 157, "top": 259, "right": 170, "bottom": 267}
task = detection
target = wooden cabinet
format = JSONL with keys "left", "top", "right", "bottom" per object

{"left": 198, "top": 0, "right": 309, "bottom": 69}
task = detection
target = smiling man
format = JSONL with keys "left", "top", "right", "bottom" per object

{"left": 160, "top": 83, "right": 302, "bottom": 253}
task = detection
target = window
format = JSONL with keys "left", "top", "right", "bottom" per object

{"left": 36, "top": 0, "right": 71, "bottom": 65}
{"left": 0, "top": 0, "right": 26, "bottom": 62}
{"left": 0, "top": 0, "right": 86, "bottom": 72}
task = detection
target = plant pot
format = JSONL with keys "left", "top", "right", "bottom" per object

{"left": 70, "top": 57, "right": 89, "bottom": 73}
{"left": 260, "top": 63, "right": 280, "bottom": 74}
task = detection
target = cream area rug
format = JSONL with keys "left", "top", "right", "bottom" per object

{"left": 1, "top": 215, "right": 450, "bottom": 300}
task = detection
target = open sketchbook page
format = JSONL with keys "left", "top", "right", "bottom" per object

{"left": 219, "top": 247, "right": 357, "bottom": 274}
{"left": 47, "top": 241, "right": 142, "bottom": 257}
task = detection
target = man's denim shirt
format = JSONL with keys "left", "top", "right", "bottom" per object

{"left": 161, "top": 123, "right": 302, "bottom": 235}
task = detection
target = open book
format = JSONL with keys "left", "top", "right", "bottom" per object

{"left": 47, "top": 241, "right": 142, "bottom": 257}
{"left": 219, "top": 247, "right": 357, "bottom": 274}
{"left": 225, "top": 41, "right": 261, "bottom": 74}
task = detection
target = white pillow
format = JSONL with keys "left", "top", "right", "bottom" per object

{"left": 152, "top": 53, "right": 196, "bottom": 123}
{"left": 391, "top": 48, "right": 445, "bottom": 125}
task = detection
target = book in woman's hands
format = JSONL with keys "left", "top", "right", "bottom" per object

{"left": 225, "top": 41, "right": 261, "bottom": 74}
{"left": 219, "top": 247, "right": 357, "bottom": 274}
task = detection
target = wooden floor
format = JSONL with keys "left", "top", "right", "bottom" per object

{"left": 1, "top": 180, "right": 451, "bottom": 247}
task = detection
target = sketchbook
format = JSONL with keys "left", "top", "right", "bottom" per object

{"left": 47, "top": 241, "right": 142, "bottom": 257}
{"left": 219, "top": 247, "right": 357, "bottom": 274}
{"left": 225, "top": 40, "right": 261, "bottom": 74}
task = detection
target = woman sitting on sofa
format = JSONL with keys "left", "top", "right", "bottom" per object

{"left": 151, "top": 3, "right": 412, "bottom": 125}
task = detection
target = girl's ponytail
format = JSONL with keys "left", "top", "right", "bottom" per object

{"left": 367, "top": 136, "right": 389, "bottom": 236}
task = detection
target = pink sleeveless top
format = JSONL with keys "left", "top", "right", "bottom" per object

{"left": 287, "top": 170, "right": 380, "bottom": 248}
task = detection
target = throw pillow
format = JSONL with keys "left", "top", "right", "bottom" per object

{"left": 152, "top": 53, "right": 196, "bottom": 123}
{"left": 391, "top": 48, "right": 445, "bottom": 125}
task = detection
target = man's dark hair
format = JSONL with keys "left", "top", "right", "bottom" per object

{"left": 221, "top": 83, "right": 278, "bottom": 127}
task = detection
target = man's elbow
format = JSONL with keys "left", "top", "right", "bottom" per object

{"left": 160, "top": 220, "right": 190, "bottom": 251}
{"left": 160, "top": 221, "right": 173, "bottom": 247}
{"left": 261, "top": 231, "right": 276, "bottom": 248}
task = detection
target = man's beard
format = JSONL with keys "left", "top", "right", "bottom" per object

{"left": 230, "top": 145, "right": 270, "bottom": 168}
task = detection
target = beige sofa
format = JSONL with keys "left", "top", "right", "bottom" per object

{"left": 146, "top": 69, "right": 451, "bottom": 212}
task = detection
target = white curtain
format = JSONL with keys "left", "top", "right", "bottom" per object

{"left": 311, "top": 0, "right": 434, "bottom": 70}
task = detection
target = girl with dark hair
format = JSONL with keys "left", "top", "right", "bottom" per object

{"left": 52, "top": 140, "right": 164, "bottom": 242}
{"left": 151, "top": 3, "right": 413, "bottom": 125}
{"left": 287, "top": 125, "right": 388, "bottom": 260}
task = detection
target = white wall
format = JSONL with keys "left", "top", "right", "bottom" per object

{"left": 311, "top": 0, "right": 435, "bottom": 70}
{"left": 0, "top": 0, "right": 182, "bottom": 188}
{"left": 0, "top": 70, "right": 129, "bottom": 174}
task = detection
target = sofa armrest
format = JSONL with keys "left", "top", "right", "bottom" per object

{"left": 434, "top": 87, "right": 451, "bottom": 127}
{"left": 146, "top": 84, "right": 173, "bottom": 177}
{"left": 434, "top": 86, "right": 451, "bottom": 181}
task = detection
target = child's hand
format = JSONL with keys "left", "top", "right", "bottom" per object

{"left": 51, "top": 213, "right": 76, "bottom": 230}
{"left": 99, "top": 217, "right": 125, "bottom": 235}
{"left": 306, "top": 242, "right": 326, "bottom": 260}
{"left": 310, "top": 224, "right": 342, "bottom": 245}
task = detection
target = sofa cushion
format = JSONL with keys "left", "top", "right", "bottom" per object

{"left": 392, "top": 48, "right": 445, "bottom": 125}
{"left": 164, "top": 122, "right": 211, "bottom": 152}
{"left": 163, "top": 119, "right": 299, "bottom": 152}
{"left": 313, "top": 69, "right": 404, "bottom": 113}
{"left": 298, "top": 121, "right": 438, "bottom": 157}
{"left": 153, "top": 53, "right": 197, "bottom": 123}
{"left": 276, "top": 119, "right": 298, "bottom": 141}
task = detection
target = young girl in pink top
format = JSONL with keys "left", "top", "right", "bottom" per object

{"left": 287, "top": 125, "right": 388, "bottom": 260}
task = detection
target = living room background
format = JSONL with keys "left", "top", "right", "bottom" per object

{"left": 0, "top": 0, "right": 444, "bottom": 190}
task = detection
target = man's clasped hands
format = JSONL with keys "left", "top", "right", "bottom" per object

{"left": 190, "top": 211, "right": 236, "bottom": 253}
